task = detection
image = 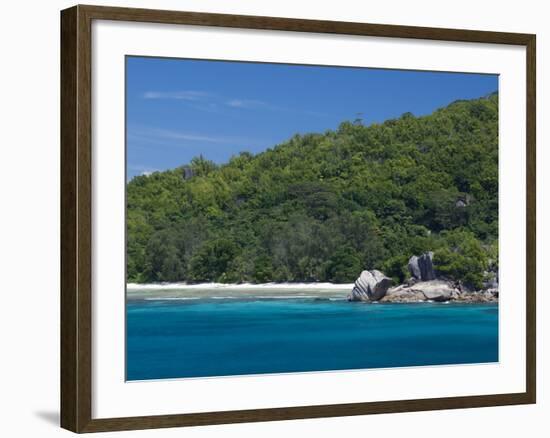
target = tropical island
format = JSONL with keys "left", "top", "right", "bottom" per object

{"left": 127, "top": 92, "right": 499, "bottom": 303}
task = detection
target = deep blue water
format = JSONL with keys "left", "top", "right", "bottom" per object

{"left": 126, "top": 299, "right": 498, "bottom": 380}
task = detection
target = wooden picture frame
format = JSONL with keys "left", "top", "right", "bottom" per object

{"left": 61, "top": 4, "right": 536, "bottom": 433}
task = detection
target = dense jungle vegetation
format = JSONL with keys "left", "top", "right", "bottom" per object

{"left": 127, "top": 92, "right": 498, "bottom": 288}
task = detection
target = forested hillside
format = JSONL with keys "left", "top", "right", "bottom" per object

{"left": 127, "top": 92, "right": 498, "bottom": 287}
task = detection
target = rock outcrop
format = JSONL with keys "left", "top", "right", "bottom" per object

{"left": 382, "top": 280, "right": 458, "bottom": 302}
{"left": 348, "top": 270, "right": 392, "bottom": 302}
{"left": 455, "top": 289, "right": 498, "bottom": 303}
{"left": 483, "top": 270, "right": 499, "bottom": 290}
{"left": 408, "top": 251, "right": 436, "bottom": 281}
{"left": 182, "top": 166, "right": 195, "bottom": 180}
{"left": 347, "top": 253, "right": 499, "bottom": 304}
{"left": 415, "top": 280, "right": 457, "bottom": 301}
{"left": 380, "top": 284, "right": 425, "bottom": 303}
{"left": 379, "top": 279, "right": 497, "bottom": 303}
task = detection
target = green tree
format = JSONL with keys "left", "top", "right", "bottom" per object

{"left": 325, "top": 247, "right": 362, "bottom": 283}
{"left": 126, "top": 93, "right": 499, "bottom": 285}
{"left": 434, "top": 230, "right": 488, "bottom": 288}
{"left": 188, "top": 239, "right": 239, "bottom": 282}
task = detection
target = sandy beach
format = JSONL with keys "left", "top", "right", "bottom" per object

{"left": 126, "top": 282, "right": 354, "bottom": 301}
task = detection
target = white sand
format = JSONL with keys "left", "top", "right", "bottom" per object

{"left": 127, "top": 282, "right": 353, "bottom": 300}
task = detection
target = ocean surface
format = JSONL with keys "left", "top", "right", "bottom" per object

{"left": 126, "top": 295, "right": 498, "bottom": 381}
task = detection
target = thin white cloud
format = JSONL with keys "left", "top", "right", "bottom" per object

{"left": 143, "top": 90, "right": 211, "bottom": 101}
{"left": 225, "top": 99, "right": 272, "bottom": 109}
{"left": 150, "top": 128, "right": 232, "bottom": 143}
{"left": 128, "top": 126, "right": 255, "bottom": 146}
{"left": 142, "top": 90, "right": 328, "bottom": 117}
{"left": 225, "top": 98, "right": 328, "bottom": 117}
{"left": 127, "top": 164, "right": 160, "bottom": 176}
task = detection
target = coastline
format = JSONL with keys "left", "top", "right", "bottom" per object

{"left": 126, "top": 281, "right": 497, "bottom": 303}
{"left": 127, "top": 282, "right": 354, "bottom": 301}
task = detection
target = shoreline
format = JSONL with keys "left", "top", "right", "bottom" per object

{"left": 127, "top": 281, "right": 354, "bottom": 291}
{"left": 126, "top": 281, "right": 498, "bottom": 303}
{"left": 127, "top": 282, "right": 353, "bottom": 301}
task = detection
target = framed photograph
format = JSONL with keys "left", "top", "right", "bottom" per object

{"left": 60, "top": 4, "right": 536, "bottom": 433}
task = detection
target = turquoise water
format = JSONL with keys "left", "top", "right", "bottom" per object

{"left": 126, "top": 298, "right": 498, "bottom": 380}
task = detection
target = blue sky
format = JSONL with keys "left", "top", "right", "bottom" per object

{"left": 126, "top": 56, "right": 498, "bottom": 179}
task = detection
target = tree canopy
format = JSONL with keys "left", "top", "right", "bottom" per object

{"left": 127, "top": 92, "right": 498, "bottom": 288}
